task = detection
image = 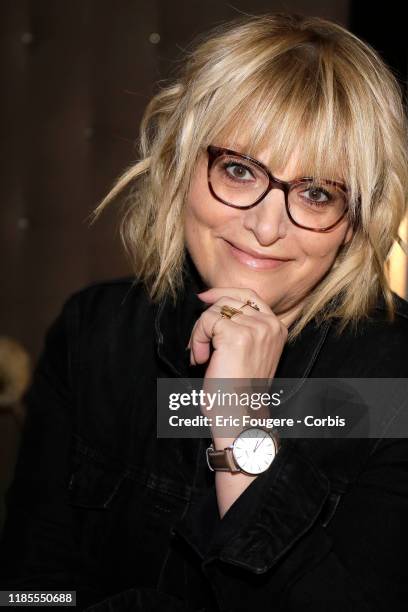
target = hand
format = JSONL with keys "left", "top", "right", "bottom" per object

{"left": 187, "top": 287, "right": 291, "bottom": 382}
{"left": 186, "top": 287, "right": 299, "bottom": 436}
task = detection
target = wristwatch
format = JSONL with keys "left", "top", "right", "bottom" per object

{"left": 206, "top": 426, "right": 280, "bottom": 476}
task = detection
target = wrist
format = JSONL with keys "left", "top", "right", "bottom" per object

{"left": 211, "top": 435, "right": 236, "bottom": 450}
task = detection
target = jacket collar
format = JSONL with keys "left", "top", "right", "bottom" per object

{"left": 154, "top": 251, "right": 210, "bottom": 379}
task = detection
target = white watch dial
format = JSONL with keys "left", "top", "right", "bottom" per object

{"left": 232, "top": 427, "right": 277, "bottom": 475}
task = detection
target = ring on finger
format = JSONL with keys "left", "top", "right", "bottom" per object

{"left": 239, "top": 299, "right": 260, "bottom": 312}
{"left": 220, "top": 305, "right": 243, "bottom": 319}
{"left": 211, "top": 304, "right": 242, "bottom": 338}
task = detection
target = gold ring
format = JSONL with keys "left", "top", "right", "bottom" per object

{"left": 239, "top": 299, "right": 260, "bottom": 312}
{"left": 211, "top": 304, "right": 243, "bottom": 338}
{"left": 220, "top": 305, "right": 243, "bottom": 319}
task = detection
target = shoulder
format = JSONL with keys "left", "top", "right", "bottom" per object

{"left": 55, "top": 276, "right": 157, "bottom": 354}
{"left": 317, "top": 291, "right": 408, "bottom": 377}
{"left": 45, "top": 276, "right": 162, "bottom": 387}
{"left": 67, "top": 275, "right": 147, "bottom": 310}
{"left": 361, "top": 290, "right": 408, "bottom": 338}
{"left": 64, "top": 275, "right": 153, "bottom": 324}
{"left": 347, "top": 290, "right": 408, "bottom": 336}
{"left": 374, "top": 290, "right": 408, "bottom": 321}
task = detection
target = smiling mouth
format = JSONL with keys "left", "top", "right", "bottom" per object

{"left": 223, "top": 239, "right": 291, "bottom": 270}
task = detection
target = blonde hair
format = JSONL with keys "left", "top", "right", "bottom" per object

{"left": 89, "top": 12, "right": 408, "bottom": 342}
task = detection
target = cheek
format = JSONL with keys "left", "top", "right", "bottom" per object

{"left": 184, "top": 178, "right": 235, "bottom": 236}
{"left": 183, "top": 202, "right": 212, "bottom": 254}
{"left": 298, "top": 228, "right": 348, "bottom": 263}
{"left": 184, "top": 197, "right": 211, "bottom": 231}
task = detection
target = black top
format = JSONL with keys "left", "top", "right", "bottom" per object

{"left": 1, "top": 257, "right": 408, "bottom": 611}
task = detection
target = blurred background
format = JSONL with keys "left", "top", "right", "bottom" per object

{"left": 0, "top": 0, "right": 407, "bottom": 532}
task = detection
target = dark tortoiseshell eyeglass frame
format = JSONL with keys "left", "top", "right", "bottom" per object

{"left": 207, "top": 145, "right": 356, "bottom": 233}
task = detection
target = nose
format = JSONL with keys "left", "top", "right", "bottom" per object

{"left": 242, "top": 187, "right": 289, "bottom": 244}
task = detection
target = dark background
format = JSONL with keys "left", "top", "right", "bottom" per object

{"left": 0, "top": 0, "right": 407, "bottom": 531}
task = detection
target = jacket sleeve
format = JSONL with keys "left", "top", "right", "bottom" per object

{"left": 0, "top": 294, "right": 104, "bottom": 610}
{"left": 169, "top": 436, "right": 408, "bottom": 612}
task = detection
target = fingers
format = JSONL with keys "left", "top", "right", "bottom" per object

{"left": 197, "top": 287, "right": 271, "bottom": 314}
{"left": 189, "top": 296, "right": 282, "bottom": 366}
{"left": 189, "top": 297, "right": 244, "bottom": 365}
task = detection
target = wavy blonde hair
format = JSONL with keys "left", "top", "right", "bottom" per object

{"left": 89, "top": 12, "right": 408, "bottom": 342}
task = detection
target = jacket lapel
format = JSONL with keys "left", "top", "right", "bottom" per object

{"left": 155, "top": 252, "right": 209, "bottom": 380}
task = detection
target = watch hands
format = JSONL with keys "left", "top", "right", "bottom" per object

{"left": 253, "top": 434, "right": 266, "bottom": 453}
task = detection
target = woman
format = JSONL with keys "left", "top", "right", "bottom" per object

{"left": 1, "top": 11, "right": 408, "bottom": 612}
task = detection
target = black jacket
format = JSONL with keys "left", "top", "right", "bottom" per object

{"left": 1, "top": 258, "right": 408, "bottom": 611}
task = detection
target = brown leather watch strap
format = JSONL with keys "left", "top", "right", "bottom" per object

{"left": 206, "top": 445, "right": 241, "bottom": 472}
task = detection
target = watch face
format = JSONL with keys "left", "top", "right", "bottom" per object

{"left": 232, "top": 427, "right": 277, "bottom": 475}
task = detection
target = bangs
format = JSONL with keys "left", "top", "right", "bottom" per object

{"left": 202, "top": 49, "right": 361, "bottom": 215}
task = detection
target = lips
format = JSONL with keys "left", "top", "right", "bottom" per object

{"left": 225, "top": 240, "right": 290, "bottom": 261}
{"left": 223, "top": 239, "right": 291, "bottom": 270}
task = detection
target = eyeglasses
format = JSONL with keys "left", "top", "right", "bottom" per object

{"left": 207, "top": 145, "right": 351, "bottom": 232}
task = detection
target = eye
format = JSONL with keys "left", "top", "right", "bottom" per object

{"left": 222, "top": 162, "right": 256, "bottom": 182}
{"left": 303, "top": 187, "right": 329, "bottom": 202}
{"left": 299, "top": 186, "right": 333, "bottom": 205}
